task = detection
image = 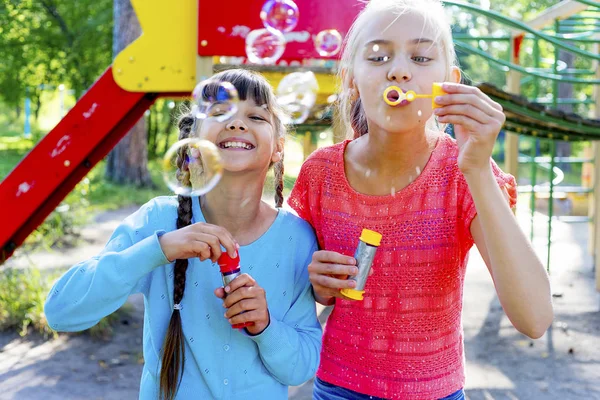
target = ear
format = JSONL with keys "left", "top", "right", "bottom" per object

{"left": 342, "top": 68, "right": 359, "bottom": 100}
{"left": 450, "top": 66, "right": 461, "bottom": 84}
{"left": 271, "top": 137, "right": 284, "bottom": 163}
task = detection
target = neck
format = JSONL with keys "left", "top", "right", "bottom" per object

{"left": 201, "top": 172, "right": 271, "bottom": 239}
{"left": 359, "top": 123, "right": 438, "bottom": 174}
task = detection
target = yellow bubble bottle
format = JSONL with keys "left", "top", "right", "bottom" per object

{"left": 340, "top": 229, "right": 383, "bottom": 301}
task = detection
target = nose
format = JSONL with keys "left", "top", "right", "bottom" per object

{"left": 226, "top": 119, "right": 248, "bottom": 132}
{"left": 387, "top": 58, "right": 411, "bottom": 83}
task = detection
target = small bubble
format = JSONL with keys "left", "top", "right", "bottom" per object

{"left": 365, "top": 169, "right": 371, "bottom": 178}
{"left": 416, "top": 166, "right": 421, "bottom": 175}
{"left": 201, "top": 40, "right": 208, "bottom": 47}
{"left": 64, "top": 160, "right": 70, "bottom": 167}
{"left": 417, "top": 110, "right": 422, "bottom": 117}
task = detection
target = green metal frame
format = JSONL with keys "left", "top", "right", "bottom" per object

{"left": 442, "top": 1, "right": 600, "bottom": 272}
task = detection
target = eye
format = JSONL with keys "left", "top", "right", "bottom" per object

{"left": 250, "top": 115, "right": 267, "bottom": 121}
{"left": 368, "top": 55, "right": 390, "bottom": 63}
{"left": 413, "top": 56, "right": 432, "bottom": 63}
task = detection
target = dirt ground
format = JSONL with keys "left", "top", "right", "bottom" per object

{"left": 1, "top": 207, "right": 599, "bottom": 400}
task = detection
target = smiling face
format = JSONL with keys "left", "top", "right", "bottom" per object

{"left": 198, "top": 98, "right": 282, "bottom": 174}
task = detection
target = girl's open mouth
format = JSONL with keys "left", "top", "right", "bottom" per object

{"left": 383, "top": 86, "right": 409, "bottom": 107}
{"left": 218, "top": 140, "right": 255, "bottom": 150}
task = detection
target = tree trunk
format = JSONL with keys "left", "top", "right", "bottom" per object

{"left": 105, "top": 0, "right": 153, "bottom": 186}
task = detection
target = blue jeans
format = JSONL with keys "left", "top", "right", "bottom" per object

{"left": 313, "top": 377, "right": 465, "bottom": 400}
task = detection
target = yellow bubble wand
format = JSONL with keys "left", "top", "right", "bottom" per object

{"left": 383, "top": 83, "right": 446, "bottom": 109}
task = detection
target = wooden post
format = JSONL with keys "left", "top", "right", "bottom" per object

{"left": 504, "top": 36, "right": 521, "bottom": 182}
{"left": 196, "top": 56, "right": 213, "bottom": 83}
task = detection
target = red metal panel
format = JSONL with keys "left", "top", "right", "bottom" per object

{"left": 197, "top": 0, "right": 363, "bottom": 60}
{"left": 0, "top": 68, "right": 171, "bottom": 263}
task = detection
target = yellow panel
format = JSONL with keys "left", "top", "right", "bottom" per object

{"left": 113, "top": 0, "right": 197, "bottom": 93}
{"left": 261, "top": 71, "right": 339, "bottom": 105}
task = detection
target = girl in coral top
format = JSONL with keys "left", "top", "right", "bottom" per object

{"left": 288, "top": 0, "right": 553, "bottom": 399}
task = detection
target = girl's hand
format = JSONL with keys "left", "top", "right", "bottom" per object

{"left": 158, "top": 223, "right": 238, "bottom": 263}
{"left": 308, "top": 250, "right": 361, "bottom": 305}
{"left": 433, "top": 83, "right": 505, "bottom": 176}
{"left": 215, "top": 273, "right": 270, "bottom": 335}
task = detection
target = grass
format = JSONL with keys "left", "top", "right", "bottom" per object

{"left": 0, "top": 266, "right": 135, "bottom": 340}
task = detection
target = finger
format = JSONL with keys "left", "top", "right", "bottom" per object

{"left": 229, "top": 310, "right": 264, "bottom": 326}
{"left": 224, "top": 273, "right": 256, "bottom": 294}
{"left": 313, "top": 250, "right": 356, "bottom": 266}
{"left": 194, "top": 233, "right": 223, "bottom": 262}
{"left": 214, "top": 287, "right": 226, "bottom": 299}
{"left": 313, "top": 284, "right": 348, "bottom": 299}
{"left": 436, "top": 115, "right": 481, "bottom": 131}
{"left": 200, "top": 225, "right": 238, "bottom": 258}
{"left": 434, "top": 94, "right": 497, "bottom": 117}
{"left": 440, "top": 83, "right": 503, "bottom": 112}
{"left": 309, "top": 262, "right": 358, "bottom": 277}
{"left": 225, "top": 298, "right": 261, "bottom": 319}
{"left": 311, "top": 273, "right": 357, "bottom": 290}
{"left": 225, "top": 285, "right": 265, "bottom": 309}
{"left": 434, "top": 104, "right": 491, "bottom": 125}
{"left": 192, "top": 241, "right": 212, "bottom": 261}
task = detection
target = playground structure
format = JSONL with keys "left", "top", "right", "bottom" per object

{"left": 1, "top": 0, "right": 599, "bottom": 289}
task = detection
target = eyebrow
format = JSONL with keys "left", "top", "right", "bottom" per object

{"left": 364, "top": 38, "right": 435, "bottom": 48}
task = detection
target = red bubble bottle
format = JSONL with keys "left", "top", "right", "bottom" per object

{"left": 218, "top": 252, "right": 254, "bottom": 330}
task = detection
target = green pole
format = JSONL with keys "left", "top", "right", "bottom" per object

{"left": 530, "top": 140, "right": 538, "bottom": 242}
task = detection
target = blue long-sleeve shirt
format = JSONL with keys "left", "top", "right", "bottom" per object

{"left": 44, "top": 196, "right": 321, "bottom": 399}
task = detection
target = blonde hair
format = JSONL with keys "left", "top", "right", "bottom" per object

{"left": 336, "top": 0, "right": 458, "bottom": 139}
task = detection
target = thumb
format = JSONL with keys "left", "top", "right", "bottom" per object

{"left": 214, "top": 287, "right": 226, "bottom": 299}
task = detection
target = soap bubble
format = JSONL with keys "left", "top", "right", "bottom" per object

{"left": 260, "top": 0, "right": 299, "bottom": 33}
{"left": 276, "top": 71, "right": 318, "bottom": 109}
{"left": 314, "top": 29, "right": 343, "bottom": 57}
{"left": 162, "top": 138, "right": 223, "bottom": 196}
{"left": 246, "top": 28, "right": 286, "bottom": 65}
{"left": 192, "top": 80, "right": 239, "bottom": 122}
{"left": 280, "top": 102, "right": 310, "bottom": 124}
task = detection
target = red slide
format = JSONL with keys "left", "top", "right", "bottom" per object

{"left": 1, "top": 67, "right": 161, "bottom": 263}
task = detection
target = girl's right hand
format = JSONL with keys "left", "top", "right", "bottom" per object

{"left": 308, "top": 250, "right": 359, "bottom": 306}
{"left": 158, "top": 223, "right": 238, "bottom": 263}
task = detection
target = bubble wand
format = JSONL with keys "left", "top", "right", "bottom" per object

{"left": 383, "top": 83, "right": 446, "bottom": 109}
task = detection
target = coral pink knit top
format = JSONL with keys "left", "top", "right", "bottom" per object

{"left": 288, "top": 133, "right": 516, "bottom": 399}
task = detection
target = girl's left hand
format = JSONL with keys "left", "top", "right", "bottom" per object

{"left": 433, "top": 83, "right": 505, "bottom": 175}
{"left": 214, "top": 273, "right": 270, "bottom": 335}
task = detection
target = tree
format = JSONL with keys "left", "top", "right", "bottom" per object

{"left": 105, "top": 0, "right": 153, "bottom": 187}
{"left": 0, "top": 0, "right": 112, "bottom": 120}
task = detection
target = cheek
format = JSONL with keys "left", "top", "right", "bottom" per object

{"left": 197, "top": 123, "right": 219, "bottom": 141}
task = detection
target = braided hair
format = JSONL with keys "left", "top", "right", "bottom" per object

{"left": 159, "top": 69, "right": 287, "bottom": 400}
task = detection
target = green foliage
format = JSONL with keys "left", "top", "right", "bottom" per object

{"left": 0, "top": 267, "right": 59, "bottom": 338}
{"left": 22, "top": 179, "right": 91, "bottom": 251}
{"left": 0, "top": 267, "right": 134, "bottom": 340}
{"left": 0, "top": 0, "right": 112, "bottom": 118}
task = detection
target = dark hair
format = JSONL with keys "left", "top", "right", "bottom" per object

{"left": 159, "top": 69, "right": 285, "bottom": 400}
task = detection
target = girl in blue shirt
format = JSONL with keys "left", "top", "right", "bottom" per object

{"left": 45, "top": 69, "right": 321, "bottom": 400}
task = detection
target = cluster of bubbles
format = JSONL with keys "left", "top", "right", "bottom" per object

{"left": 245, "top": 0, "right": 344, "bottom": 65}
{"left": 162, "top": 80, "right": 241, "bottom": 196}
{"left": 163, "top": 1, "right": 346, "bottom": 195}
